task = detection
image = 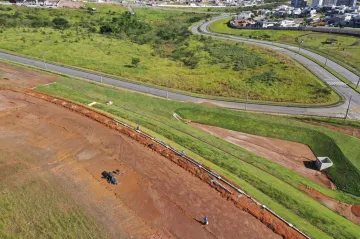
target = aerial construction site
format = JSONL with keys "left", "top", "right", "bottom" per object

{"left": 0, "top": 61, "right": 313, "bottom": 239}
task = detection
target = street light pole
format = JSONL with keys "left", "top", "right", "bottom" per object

{"left": 166, "top": 79, "right": 169, "bottom": 99}
{"left": 42, "top": 51, "right": 47, "bottom": 70}
{"left": 345, "top": 95, "right": 352, "bottom": 119}
{"left": 298, "top": 40, "right": 303, "bottom": 53}
{"left": 357, "top": 77, "right": 360, "bottom": 89}
{"left": 245, "top": 90, "right": 249, "bottom": 111}
{"left": 100, "top": 63, "right": 103, "bottom": 83}
{"left": 324, "top": 57, "right": 328, "bottom": 66}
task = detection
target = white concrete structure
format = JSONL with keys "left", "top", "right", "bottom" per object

{"left": 315, "top": 157, "right": 333, "bottom": 171}
{"left": 293, "top": 8, "right": 302, "bottom": 15}
{"left": 310, "top": 9, "right": 317, "bottom": 15}
{"left": 280, "top": 20, "right": 300, "bottom": 27}
{"left": 262, "top": 21, "right": 276, "bottom": 28}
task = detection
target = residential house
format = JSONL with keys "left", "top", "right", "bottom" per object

{"left": 293, "top": 8, "right": 302, "bottom": 15}
{"left": 233, "top": 19, "right": 256, "bottom": 27}
{"left": 291, "top": 0, "right": 307, "bottom": 8}
{"left": 237, "top": 11, "right": 254, "bottom": 19}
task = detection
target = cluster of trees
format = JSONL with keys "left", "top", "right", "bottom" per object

{"left": 0, "top": 6, "right": 71, "bottom": 29}
{"left": 99, "top": 12, "right": 151, "bottom": 36}
{"left": 205, "top": 43, "right": 266, "bottom": 69}
{"left": 246, "top": 70, "right": 285, "bottom": 85}
{"left": 169, "top": 37, "right": 268, "bottom": 70}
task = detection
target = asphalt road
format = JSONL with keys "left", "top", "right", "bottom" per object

{"left": 1, "top": 17, "right": 360, "bottom": 119}
{"left": 192, "top": 16, "right": 360, "bottom": 119}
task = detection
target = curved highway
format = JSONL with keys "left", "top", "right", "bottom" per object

{"left": 192, "top": 16, "right": 360, "bottom": 119}
{"left": 0, "top": 16, "right": 359, "bottom": 119}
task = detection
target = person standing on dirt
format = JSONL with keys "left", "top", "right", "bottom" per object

{"left": 203, "top": 217, "right": 209, "bottom": 225}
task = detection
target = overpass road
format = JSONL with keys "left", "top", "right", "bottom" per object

{"left": 1, "top": 16, "right": 360, "bottom": 119}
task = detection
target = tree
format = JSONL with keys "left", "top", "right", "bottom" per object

{"left": 131, "top": 57, "right": 140, "bottom": 67}
{"left": 100, "top": 25, "right": 112, "bottom": 34}
{"left": 52, "top": 17, "right": 70, "bottom": 29}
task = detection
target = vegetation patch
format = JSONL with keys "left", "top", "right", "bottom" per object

{"left": 0, "top": 5, "right": 339, "bottom": 104}
{"left": 0, "top": 151, "right": 105, "bottom": 239}
{"left": 209, "top": 17, "right": 360, "bottom": 76}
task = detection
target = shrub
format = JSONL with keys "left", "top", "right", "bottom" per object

{"left": 52, "top": 17, "right": 70, "bottom": 29}
{"left": 100, "top": 25, "right": 112, "bottom": 34}
{"left": 131, "top": 57, "right": 140, "bottom": 67}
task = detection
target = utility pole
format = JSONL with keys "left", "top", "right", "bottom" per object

{"left": 345, "top": 95, "right": 352, "bottom": 120}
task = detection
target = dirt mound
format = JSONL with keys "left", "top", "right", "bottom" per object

{"left": 191, "top": 122, "right": 336, "bottom": 189}
{"left": 351, "top": 204, "right": 360, "bottom": 217}
{"left": 301, "top": 186, "right": 360, "bottom": 225}
{"left": 303, "top": 120, "right": 360, "bottom": 139}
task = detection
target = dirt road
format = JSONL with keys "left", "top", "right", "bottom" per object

{"left": 191, "top": 122, "right": 335, "bottom": 189}
{"left": 0, "top": 89, "right": 281, "bottom": 239}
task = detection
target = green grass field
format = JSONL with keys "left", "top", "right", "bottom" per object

{"left": 296, "top": 115, "right": 360, "bottom": 129}
{"left": 34, "top": 74, "right": 360, "bottom": 239}
{"left": 0, "top": 151, "right": 106, "bottom": 239}
{"left": 209, "top": 18, "right": 360, "bottom": 76}
{"left": 0, "top": 5, "right": 340, "bottom": 105}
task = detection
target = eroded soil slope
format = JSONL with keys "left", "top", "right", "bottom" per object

{"left": 191, "top": 122, "right": 335, "bottom": 189}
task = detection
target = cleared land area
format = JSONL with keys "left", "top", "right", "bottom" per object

{"left": 0, "top": 89, "right": 282, "bottom": 239}
{"left": 0, "top": 5, "right": 339, "bottom": 104}
{"left": 36, "top": 75, "right": 360, "bottom": 238}
{"left": 190, "top": 122, "right": 335, "bottom": 189}
{"left": 0, "top": 61, "right": 58, "bottom": 88}
{"left": 209, "top": 18, "right": 360, "bottom": 75}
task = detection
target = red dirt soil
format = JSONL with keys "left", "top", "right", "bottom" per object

{"left": 351, "top": 205, "right": 360, "bottom": 217}
{"left": 0, "top": 89, "right": 288, "bottom": 239}
{"left": 301, "top": 186, "right": 360, "bottom": 226}
{"left": 191, "top": 122, "right": 336, "bottom": 189}
{"left": 0, "top": 62, "right": 58, "bottom": 88}
{"left": 303, "top": 120, "right": 360, "bottom": 139}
